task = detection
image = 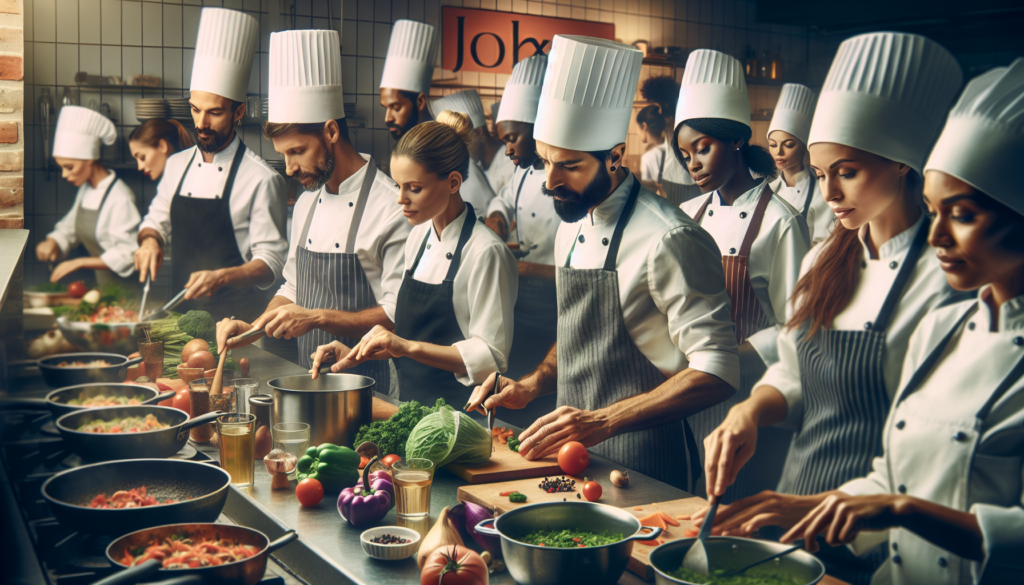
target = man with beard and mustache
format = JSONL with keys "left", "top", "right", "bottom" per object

{"left": 465, "top": 36, "right": 739, "bottom": 493}
{"left": 135, "top": 8, "right": 287, "bottom": 323}
{"left": 379, "top": 20, "right": 437, "bottom": 142}
{"left": 215, "top": 30, "right": 410, "bottom": 390}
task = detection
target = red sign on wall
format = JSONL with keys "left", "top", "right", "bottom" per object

{"left": 442, "top": 7, "right": 616, "bottom": 75}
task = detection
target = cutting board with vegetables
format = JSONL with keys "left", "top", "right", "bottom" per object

{"left": 446, "top": 431, "right": 562, "bottom": 484}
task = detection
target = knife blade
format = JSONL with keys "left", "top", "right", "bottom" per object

{"left": 486, "top": 373, "right": 499, "bottom": 453}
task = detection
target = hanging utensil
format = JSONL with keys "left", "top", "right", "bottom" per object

{"left": 681, "top": 496, "right": 721, "bottom": 575}
{"left": 141, "top": 286, "right": 188, "bottom": 321}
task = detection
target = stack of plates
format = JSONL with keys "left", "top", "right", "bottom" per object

{"left": 166, "top": 98, "right": 192, "bottom": 120}
{"left": 135, "top": 98, "right": 169, "bottom": 121}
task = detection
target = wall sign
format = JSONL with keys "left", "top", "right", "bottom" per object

{"left": 442, "top": 7, "right": 616, "bottom": 74}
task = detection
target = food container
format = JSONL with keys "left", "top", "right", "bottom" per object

{"left": 58, "top": 316, "right": 141, "bottom": 354}
{"left": 268, "top": 374, "right": 373, "bottom": 447}
{"left": 359, "top": 526, "right": 421, "bottom": 560}
{"left": 474, "top": 501, "right": 663, "bottom": 585}
{"left": 649, "top": 537, "right": 825, "bottom": 585}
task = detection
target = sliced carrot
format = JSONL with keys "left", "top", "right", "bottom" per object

{"left": 499, "top": 435, "right": 509, "bottom": 444}
{"left": 657, "top": 511, "right": 680, "bottom": 527}
{"left": 634, "top": 507, "right": 643, "bottom": 511}
{"left": 683, "top": 529, "right": 699, "bottom": 538}
{"left": 639, "top": 513, "right": 668, "bottom": 530}
{"left": 675, "top": 515, "right": 691, "bottom": 521}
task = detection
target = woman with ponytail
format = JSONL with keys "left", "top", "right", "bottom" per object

{"left": 312, "top": 111, "right": 518, "bottom": 409}
{"left": 128, "top": 119, "right": 195, "bottom": 181}
{"left": 672, "top": 49, "right": 811, "bottom": 503}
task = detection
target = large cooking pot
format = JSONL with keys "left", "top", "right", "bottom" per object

{"left": 475, "top": 501, "right": 662, "bottom": 585}
{"left": 267, "top": 374, "right": 373, "bottom": 447}
{"left": 649, "top": 537, "right": 825, "bottom": 585}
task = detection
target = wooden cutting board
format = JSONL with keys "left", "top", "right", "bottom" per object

{"left": 445, "top": 434, "right": 562, "bottom": 483}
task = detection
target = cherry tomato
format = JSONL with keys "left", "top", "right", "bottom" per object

{"left": 582, "top": 479, "right": 602, "bottom": 502}
{"left": 296, "top": 478, "right": 324, "bottom": 507}
{"left": 68, "top": 281, "right": 87, "bottom": 298}
{"left": 381, "top": 454, "right": 401, "bottom": 468}
{"left": 557, "top": 441, "right": 590, "bottom": 476}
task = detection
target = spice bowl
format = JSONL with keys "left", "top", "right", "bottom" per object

{"left": 359, "top": 526, "right": 421, "bottom": 560}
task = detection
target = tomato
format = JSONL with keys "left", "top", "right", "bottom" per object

{"left": 381, "top": 454, "right": 401, "bottom": 468}
{"left": 582, "top": 479, "right": 602, "bottom": 502}
{"left": 172, "top": 388, "right": 191, "bottom": 416}
{"left": 296, "top": 478, "right": 324, "bottom": 507}
{"left": 68, "top": 281, "right": 87, "bottom": 298}
{"left": 557, "top": 441, "right": 590, "bottom": 476}
{"left": 420, "top": 545, "right": 488, "bottom": 585}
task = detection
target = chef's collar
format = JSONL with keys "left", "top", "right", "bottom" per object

{"left": 589, "top": 171, "right": 636, "bottom": 227}
{"left": 200, "top": 133, "right": 241, "bottom": 165}
{"left": 790, "top": 167, "right": 811, "bottom": 185}
{"left": 325, "top": 153, "right": 371, "bottom": 197}
{"left": 857, "top": 211, "right": 925, "bottom": 261}
{"left": 714, "top": 178, "right": 765, "bottom": 207}
{"left": 430, "top": 202, "right": 470, "bottom": 242}
{"left": 978, "top": 286, "right": 1024, "bottom": 332}
{"left": 90, "top": 170, "right": 116, "bottom": 192}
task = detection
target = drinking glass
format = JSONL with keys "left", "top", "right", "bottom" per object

{"left": 137, "top": 340, "right": 164, "bottom": 381}
{"left": 188, "top": 379, "right": 214, "bottom": 443}
{"left": 272, "top": 422, "right": 310, "bottom": 478}
{"left": 233, "top": 378, "right": 260, "bottom": 416}
{"left": 217, "top": 413, "right": 256, "bottom": 486}
{"left": 392, "top": 458, "right": 434, "bottom": 517}
{"left": 201, "top": 376, "right": 236, "bottom": 414}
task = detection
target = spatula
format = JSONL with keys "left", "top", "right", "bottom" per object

{"left": 681, "top": 497, "right": 720, "bottom": 575}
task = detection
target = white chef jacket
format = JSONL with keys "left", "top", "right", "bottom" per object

{"left": 840, "top": 287, "right": 1024, "bottom": 585}
{"left": 759, "top": 214, "right": 971, "bottom": 429}
{"left": 557, "top": 173, "right": 740, "bottom": 390}
{"left": 405, "top": 204, "right": 519, "bottom": 386}
{"left": 659, "top": 142, "right": 696, "bottom": 185}
{"left": 486, "top": 164, "right": 559, "bottom": 266}
{"left": 139, "top": 135, "right": 289, "bottom": 290}
{"left": 277, "top": 155, "right": 411, "bottom": 322}
{"left": 682, "top": 181, "right": 810, "bottom": 365}
{"left": 48, "top": 171, "right": 140, "bottom": 277}
{"left": 640, "top": 144, "right": 665, "bottom": 183}
{"left": 483, "top": 150, "right": 515, "bottom": 196}
{"left": 769, "top": 169, "right": 834, "bottom": 244}
{"left": 460, "top": 161, "right": 497, "bottom": 214}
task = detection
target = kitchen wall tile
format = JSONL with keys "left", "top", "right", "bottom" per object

{"left": 372, "top": 55, "right": 383, "bottom": 93}
{"left": 100, "top": 0, "right": 120, "bottom": 44}
{"left": 122, "top": 1, "right": 142, "bottom": 46}
{"left": 356, "top": 20, "right": 371, "bottom": 56}
{"left": 55, "top": 0, "right": 77, "bottom": 43}
{"left": 162, "top": 48, "right": 182, "bottom": 87}
{"left": 390, "top": 0, "right": 406, "bottom": 19}
{"left": 182, "top": 47, "right": 193, "bottom": 84}
{"left": 142, "top": 46, "right": 161, "bottom": 77}
{"left": 373, "top": 0, "right": 388, "bottom": 21}
{"left": 121, "top": 90, "right": 136, "bottom": 122}
{"left": 101, "top": 45, "right": 120, "bottom": 77}
{"left": 33, "top": 41, "right": 55, "bottom": 85}
{"left": 79, "top": 43, "right": 99, "bottom": 74}
{"left": 354, "top": 92, "right": 372, "bottom": 127}
{"left": 373, "top": 21, "right": 390, "bottom": 57}
{"left": 407, "top": 0, "right": 423, "bottom": 20}
{"left": 55, "top": 176, "right": 74, "bottom": 214}
{"left": 55, "top": 42, "right": 76, "bottom": 84}
{"left": 142, "top": 2, "right": 161, "bottom": 46}
{"left": 78, "top": 0, "right": 99, "bottom": 43}
{"left": 340, "top": 53, "right": 356, "bottom": 92}
{"left": 182, "top": 5, "right": 200, "bottom": 47}
{"left": 23, "top": 0, "right": 33, "bottom": 42}
{"left": 243, "top": 0, "right": 259, "bottom": 11}
{"left": 355, "top": 55, "right": 371, "bottom": 94}
{"left": 311, "top": 16, "right": 329, "bottom": 29}
{"left": 163, "top": 4, "right": 182, "bottom": 47}
{"left": 33, "top": 0, "right": 53, "bottom": 42}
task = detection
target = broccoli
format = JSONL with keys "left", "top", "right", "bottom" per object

{"left": 509, "top": 492, "right": 527, "bottom": 503}
{"left": 176, "top": 310, "right": 216, "bottom": 341}
{"left": 354, "top": 398, "right": 447, "bottom": 458}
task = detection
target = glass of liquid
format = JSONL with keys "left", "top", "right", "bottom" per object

{"left": 233, "top": 378, "right": 260, "bottom": 416}
{"left": 217, "top": 413, "right": 255, "bottom": 486}
{"left": 272, "top": 422, "right": 310, "bottom": 478}
{"left": 392, "top": 458, "right": 434, "bottom": 518}
{"left": 137, "top": 340, "right": 164, "bottom": 381}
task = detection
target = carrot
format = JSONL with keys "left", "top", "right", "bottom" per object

{"left": 499, "top": 434, "right": 509, "bottom": 444}
{"left": 675, "top": 515, "right": 691, "bottom": 521}
{"left": 657, "top": 511, "right": 680, "bottom": 526}
{"left": 639, "top": 513, "right": 668, "bottom": 530}
{"left": 634, "top": 506, "right": 643, "bottom": 511}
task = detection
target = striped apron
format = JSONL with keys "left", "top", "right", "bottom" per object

{"left": 294, "top": 159, "right": 389, "bottom": 392}
{"left": 75, "top": 174, "right": 136, "bottom": 287}
{"left": 688, "top": 183, "right": 790, "bottom": 501}
{"left": 556, "top": 179, "right": 701, "bottom": 491}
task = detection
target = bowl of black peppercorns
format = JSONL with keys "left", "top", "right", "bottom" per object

{"left": 360, "top": 526, "right": 421, "bottom": 560}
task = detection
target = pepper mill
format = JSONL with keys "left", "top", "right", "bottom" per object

{"left": 250, "top": 395, "right": 274, "bottom": 460}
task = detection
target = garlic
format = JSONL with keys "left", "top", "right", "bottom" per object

{"left": 415, "top": 505, "right": 465, "bottom": 569}
{"left": 610, "top": 470, "right": 629, "bottom": 488}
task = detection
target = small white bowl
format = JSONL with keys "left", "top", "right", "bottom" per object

{"left": 360, "top": 526, "right": 421, "bottom": 560}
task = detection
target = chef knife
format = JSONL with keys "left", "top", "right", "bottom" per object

{"left": 485, "top": 373, "right": 499, "bottom": 453}
{"left": 139, "top": 275, "right": 151, "bottom": 319}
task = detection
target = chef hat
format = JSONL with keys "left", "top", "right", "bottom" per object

{"left": 267, "top": 30, "right": 346, "bottom": 124}
{"left": 534, "top": 35, "right": 643, "bottom": 151}
{"left": 380, "top": 20, "right": 437, "bottom": 95}
{"left": 189, "top": 8, "right": 259, "bottom": 103}
{"left": 675, "top": 49, "right": 750, "bottom": 128}
{"left": 768, "top": 83, "right": 815, "bottom": 144}
{"left": 926, "top": 58, "right": 1024, "bottom": 216}
{"left": 496, "top": 54, "right": 547, "bottom": 125}
{"left": 808, "top": 32, "right": 962, "bottom": 174}
{"left": 430, "top": 90, "right": 486, "bottom": 129}
{"left": 53, "top": 105, "right": 116, "bottom": 160}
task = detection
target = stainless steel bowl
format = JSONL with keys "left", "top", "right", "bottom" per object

{"left": 57, "top": 316, "right": 141, "bottom": 354}
{"left": 268, "top": 374, "right": 374, "bottom": 447}
{"left": 475, "top": 501, "right": 663, "bottom": 585}
{"left": 650, "top": 537, "right": 825, "bottom": 585}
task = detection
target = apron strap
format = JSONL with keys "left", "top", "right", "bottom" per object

{"left": 871, "top": 216, "right": 930, "bottom": 332}
{"left": 800, "top": 173, "right": 814, "bottom": 217}
{"left": 693, "top": 193, "right": 713, "bottom": 224}
{"left": 220, "top": 141, "right": 248, "bottom": 204}
{"left": 172, "top": 149, "right": 199, "bottom": 197}
{"left": 738, "top": 181, "right": 773, "bottom": 257}
{"left": 345, "top": 157, "right": 378, "bottom": 254}
{"left": 446, "top": 203, "right": 477, "bottom": 281}
{"left": 297, "top": 185, "right": 321, "bottom": 253}
{"left": 602, "top": 175, "right": 643, "bottom": 272}
{"left": 94, "top": 173, "right": 120, "bottom": 211}
{"left": 513, "top": 166, "right": 530, "bottom": 244}
{"left": 894, "top": 306, "right": 975, "bottom": 407}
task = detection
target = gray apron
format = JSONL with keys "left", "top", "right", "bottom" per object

{"left": 75, "top": 174, "right": 136, "bottom": 287}
{"left": 294, "top": 158, "right": 390, "bottom": 392}
{"left": 556, "top": 178, "right": 701, "bottom": 490}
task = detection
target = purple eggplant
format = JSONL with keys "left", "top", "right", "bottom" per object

{"left": 338, "top": 456, "right": 394, "bottom": 528}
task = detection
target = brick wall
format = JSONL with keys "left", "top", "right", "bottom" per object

{"left": 0, "top": 0, "right": 22, "bottom": 229}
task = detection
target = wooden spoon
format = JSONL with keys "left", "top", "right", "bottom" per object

{"left": 210, "top": 346, "right": 229, "bottom": 396}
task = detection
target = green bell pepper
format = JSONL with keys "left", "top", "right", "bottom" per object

{"left": 296, "top": 443, "right": 360, "bottom": 493}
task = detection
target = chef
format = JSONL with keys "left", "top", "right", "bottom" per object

{"left": 485, "top": 101, "right": 514, "bottom": 192}
{"left": 675, "top": 49, "right": 811, "bottom": 500}
{"left": 637, "top": 104, "right": 667, "bottom": 190}
{"left": 215, "top": 30, "right": 410, "bottom": 392}
{"left": 380, "top": 19, "right": 437, "bottom": 141}
{"left": 427, "top": 90, "right": 498, "bottom": 212}
{"left": 135, "top": 8, "right": 288, "bottom": 323}
{"left": 767, "top": 84, "right": 833, "bottom": 244}
{"left": 639, "top": 75, "right": 702, "bottom": 206}
{"left": 36, "top": 106, "right": 139, "bottom": 285}
{"left": 484, "top": 54, "right": 560, "bottom": 424}
{"left": 781, "top": 57, "right": 1024, "bottom": 585}
{"left": 466, "top": 35, "right": 740, "bottom": 491}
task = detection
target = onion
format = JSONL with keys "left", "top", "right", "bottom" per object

{"left": 448, "top": 503, "right": 472, "bottom": 543}
{"left": 462, "top": 500, "right": 501, "bottom": 560}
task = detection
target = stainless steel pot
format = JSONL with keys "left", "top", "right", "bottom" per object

{"left": 475, "top": 501, "right": 663, "bottom": 585}
{"left": 649, "top": 537, "right": 825, "bottom": 585}
{"left": 267, "top": 374, "right": 373, "bottom": 447}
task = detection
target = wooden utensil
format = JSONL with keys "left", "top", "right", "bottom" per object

{"left": 210, "top": 346, "right": 229, "bottom": 396}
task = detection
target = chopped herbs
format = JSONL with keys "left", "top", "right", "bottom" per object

{"left": 668, "top": 567, "right": 800, "bottom": 584}
{"left": 508, "top": 492, "right": 527, "bottom": 503}
{"left": 517, "top": 529, "right": 623, "bottom": 548}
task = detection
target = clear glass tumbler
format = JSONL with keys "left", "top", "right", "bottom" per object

{"left": 233, "top": 378, "right": 260, "bottom": 416}
{"left": 392, "top": 458, "right": 434, "bottom": 518}
{"left": 272, "top": 422, "right": 310, "bottom": 478}
{"left": 217, "top": 413, "right": 256, "bottom": 487}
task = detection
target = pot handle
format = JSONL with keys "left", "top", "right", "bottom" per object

{"left": 143, "top": 390, "right": 176, "bottom": 405}
{"left": 92, "top": 558, "right": 162, "bottom": 585}
{"left": 143, "top": 577, "right": 204, "bottom": 585}
{"left": 625, "top": 526, "right": 663, "bottom": 542}
{"left": 474, "top": 517, "right": 499, "bottom": 537}
{"left": 175, "top": 410, "right": 225, "bottom": 441}
{"left": 264, "top": 530, "right": 298, "bottom": 554}
{"left": 122, "top": 356, "right": 145, "bottom": 368}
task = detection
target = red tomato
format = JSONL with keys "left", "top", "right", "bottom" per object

{"left": 420, "top": 545, "right": 488, "bottom": 585}
{"left": 557, "top": 441, "right": 590, "bottom": 476}
{"left": 172, "top": 388, "right": 191, "bottom": 416}
{"left": 582, "top": 479, "right": 602, "bottom": 502}
{"left": 296, "top": 478, "right": 324, "bottom": 507}
{"left": 381, "top": 454, "right": 401, "bottom": 468}
{"left": 68, "top": 281, "right": 87, "bottom": 298}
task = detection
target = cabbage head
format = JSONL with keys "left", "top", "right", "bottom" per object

{"left": 405, "top": 405, "right": 491, "bottom": 468}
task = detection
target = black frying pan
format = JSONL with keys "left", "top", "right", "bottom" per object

{"left": 38, "top": 353, "right": 145, "bottom": 387}
{"left": 41, "top": 459, "right": 231, "bottom": 535}
{"left": 55, "top": 406, "right": 224, "bottom": 462}
{"left": 0, "top": 383, "right": 174, "bottom": 420}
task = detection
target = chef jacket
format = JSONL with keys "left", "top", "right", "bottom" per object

{"left": 640, "top": 144, "right": 665, "bottom": 183}
{"left": 405, "top": 204, "right": 518, "bottom": 385}
{"left": 682, "top": 181, "right": 810, "bottom": 365}
{"left": 486, "top": 164, "right": 559, "bottom": 266}
{"left": 460, "top": 161, "right": 497, "bottom": 214}
{"left": 769, "top": 169, "right": 834, "bottom": 244}
{"left": 277, "top": 154, "right": 411, "bottom": 322}
{"left": 139, "top": 135, "right": 289, "bottom": 290}
{"left": 759, "top": 213, "right": 971, "bottom": 429}
{"left": 557, "top": 173, "right": 740, "bottom": 390}
{"left": 484, "top": 150, "right": 515, "bottom": 196}
{"left": 48, "top": 171, "right": 140, "bottom": 277}
{"left": 840, "top": 287, "right": 1024, "bottom": 585}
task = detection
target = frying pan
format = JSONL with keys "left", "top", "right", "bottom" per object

{"left": 38, "top": 353, "right": 145, "bottom": 387}
{"left": 41, "top": 459, "right": 231, "bottom": 535}
{"left": 55, "top": 406, "right": 225, "bottom": 462}
{"left": 97, "top": 523, "right": 298, "bottom": 585}
{"left": 0, "top": 383, "right": 173, "bottom": 419}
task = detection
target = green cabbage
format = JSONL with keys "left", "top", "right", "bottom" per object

{"left": 405, "top": 405, "right": 491, "bottom": 468}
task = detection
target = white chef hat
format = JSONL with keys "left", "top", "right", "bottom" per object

{"left": 496, "top": 54, "right": 546, "bottom": 125}
{"left": 268, "top": 30, "right": 346, "bottom": 124}
{"left": 53, "top": 105, "right": 116, "bottom": 160}
{"left": 534, "top": 35, "right": 643, "bottom": 151}
{"left": 189, "top": 8, "right": 259, "bottom": 103}
{"left": 430, "top": 90, "right": 486, "bottom": 129}
{"left": 808, "top": 32, "right": 962, "bottom": 174}
{"left": 768, "top": 83, "right": 815, "bottom": 144}
{"left": 926, "top": 58, "right": 1024, "bottom": 216}
{"left": 380, "top": 19, "right": 437, "bottom": 95}
{"left": 675, "top": 49, "right": 750, "bottom": 128}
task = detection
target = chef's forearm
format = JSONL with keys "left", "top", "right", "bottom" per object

{"left": 137, "top": 227, "right": 165, "bottom": 248}
{"left": 402, "top": 341, "right": 467, "bottom": 375}
{"left": 895, "top": 497, "right": 984, "bottom": 561}
{"left": 518, "top": 261, "right": 556, "bottom": 280}
{"left": 601, "top": 368, "right": 735, "bottom": 437}
{"left": 746, "top": 384, "right": 789, "bottom": 428}
{"left": 76, "top": 257, "right": 110, "bottom": 271}
{"left": 219, "top": 258, "right": 274, "bottom": 289}
{"left": 520, "top": 342, "right": 558, "bottom": 396}
{"left": 316, "top": 306, "right": 394, "bottom": 339}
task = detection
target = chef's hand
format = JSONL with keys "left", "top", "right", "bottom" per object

{"left": 135, "top": 237, "right": 163, "bottom": 282}
{"left": 251, "top": 304, "right": 320, "bottom": 340}
{"left": 344, "top": 326, "right": 407, "bottom": 363}
{"left": 465, "top": 372, "right": 538, "bottom": 415}
{"left": 516, "top": 406, "right": 611, "bottom": 461}
{"left": 781, "top": 493, "right": 905, "bottom": 553}
{"left": 50, "top": 258, "right": 84, "bottom": 282}
{"left": 485, "top": 213, "right": 508, "bottom": 241}
{"left": 310, "top": 340, "right": 357, "bottom": 380}
{"left": 36, "top": 238, "right": 61, "bottom": 263}
{"left": 691, "top": 491, "right": 831, "bottom": 537}
{"left": 184, "top": 269, "right": 229, "bottom": 299}
{"left": 216, "top": 318, "right": 257, "bottom": 350}
{"left": 703, "top": 402, "right": 760, "bottom": 499}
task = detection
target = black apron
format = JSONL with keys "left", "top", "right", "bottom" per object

{"left": 74, "top": 174, "right": 136, "bottom": 287}
{"left": 394, "top": 204, "right": 478, "bottom": 408}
